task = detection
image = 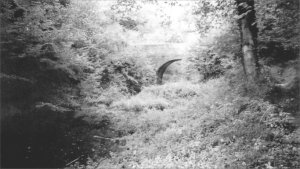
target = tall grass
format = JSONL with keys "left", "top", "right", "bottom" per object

{"left": 94, "top": 76, "right": 300, "bottom": 169}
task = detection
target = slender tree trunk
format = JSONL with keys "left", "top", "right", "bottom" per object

{"left": 236, "top": 0, "right": 259, "bottom": 81}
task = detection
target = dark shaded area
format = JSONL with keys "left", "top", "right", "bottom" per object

{"left": 119, "top": 17, "right": 138, "bottom": 30}
{"left": 194, "top": 50, "right": 231, "bottom": 81}
{"left": 156, "top": 59, "right": 181, "bottom": 85}
{"left": 1, "top": 103, "right": 117, "bottom": 168}
{"left": 71, "top": 40, "right": 88, "bottom": 49}
{"left": 0, "top": 0, "right": 26, "bottom": 20}
{"left": 59, "top": 0, "right": 71, "bottom": 7}
{"left": 99, "top": 59, "right": 144, "bottom": 94}
{"left": 0, "top": 1, "right": 108, "bottom": 167}
{"left": 0, "top": 74, "right": 34, "bottom": 101}
{"left": 236, "top": 0, "right": 258, "bottom": 43}
{"left": 0, "top": 53, "right": 89, "bottom": 168}
{"left": 266, "top": 76, "right": 299, "bottom": 117}
{"left": 258, "top": 41, "right": 299, "bottom": 64}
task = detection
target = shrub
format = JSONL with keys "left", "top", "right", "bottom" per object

{"left": 191, "top": 49, "right": 234, "bottom": 81}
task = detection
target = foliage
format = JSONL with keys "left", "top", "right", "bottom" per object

{"left": 192, "top": 0, "right": 299, "bottom": 64}
{"left": 1, "top": 0, "right": 91, "bottom": 167}
{"left": 1, "top": 0, "right": 299, "bottom": 168}
{"left": 193, "top": 49, "right": 234, "bottom": 81}
{"left": 255, "top": 0, "right": 299, "bottom": 64}
{"left": 98, "top": 56, "right": 155, "bottom": 93}
{"left": 95, "top": 78, "right": 299, "bottom": 169}
{"left": 256, "top": 0, "right": 300, "bottom": 50}
{"left": 193, "top": 0, "right": 236, "bottom": 35}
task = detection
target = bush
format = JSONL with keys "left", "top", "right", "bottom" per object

{"left": 191, "top": 49, "right": 234, "bottom": 81}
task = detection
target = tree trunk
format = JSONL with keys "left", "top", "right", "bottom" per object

{"left": 236, "top": 0, "right": 259, "bottom": 81}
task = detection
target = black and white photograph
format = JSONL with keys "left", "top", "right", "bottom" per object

{"left": 1, "top": 0, "right": 299, "bottom": 168}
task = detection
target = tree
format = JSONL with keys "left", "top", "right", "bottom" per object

{"left": 236, "top": 0, "right": 259, "bottom": 81}
{"left": 193, "top": 0, "right": 260, "bottom": 81}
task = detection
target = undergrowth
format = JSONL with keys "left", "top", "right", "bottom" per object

{"left": 90, "top": 77, "right": 300, "bottom": 169}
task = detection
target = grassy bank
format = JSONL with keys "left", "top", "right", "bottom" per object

{"left": 92, "top": 78, "right": 300, "bottom": 169}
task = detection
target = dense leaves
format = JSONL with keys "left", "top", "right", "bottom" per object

{"left": 1, "top": 0, "right": 88, "bottom": 167}
{"left": 1, "top": 0, "right": 299, "bottom": 168}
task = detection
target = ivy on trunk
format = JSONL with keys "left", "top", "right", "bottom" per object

{"left": 236, "top": 0, "right": 259, "bottom": 81}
